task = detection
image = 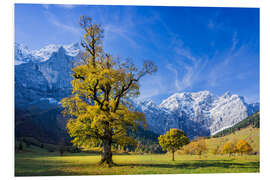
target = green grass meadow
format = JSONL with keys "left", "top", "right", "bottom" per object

{"left": 15, "top": 126, "right": 259, "bottom": 176}
{"left": 15, "top": 151, "right": 259, "bottom": 176}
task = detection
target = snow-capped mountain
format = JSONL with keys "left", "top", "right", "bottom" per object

{"left": 15, "top": 42, "right": 259, "bottom": 139}
{"left": 15, "top": 43, "right": 39, "bottom": 65}
{"left": 15, "top": 44, "right": 79, "bottom": 107}
{"left": 136, "top": 91, "right": 259, "bottom": 138}
{"left": 33, "top": 43, "right": 80, "bottom": 61}
{"left": 14, "top": 42, "right": 80, "bottom": 65}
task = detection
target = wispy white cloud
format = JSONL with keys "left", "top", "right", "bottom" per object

{"left": 206, "top": 11, "right": 226, "bottom": 32}
{"left": 138, "top": 74, "right": 168, "bottom": 101}
{"left": 43, "top": 10, "right": 80, "bottom": 35}
{"left": 166, "top": 64, "right": 182, "bottom": 91}
{"left": 101, "top": 8, "right": 167, "bottom": 52}
{"left": 231, "top": 32, "right": 238, "bottom": 52}
{"left": 207, "top": 34, "right": 246, "bottom": 87}
{"left": 165, "top": 44, "right": 208, "bottom": 92}
{"left": 103, "top": 24, "right": 140, "bottom": 49}
{"left": 93, "top": 8, "right": 146, "bottom": 51}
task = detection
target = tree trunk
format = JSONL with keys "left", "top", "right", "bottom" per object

{"left": 172, "top": 151, "right": 175, "bottom": 161}
{"left": 100, "top": 130, "right": 114, "bottom": 166}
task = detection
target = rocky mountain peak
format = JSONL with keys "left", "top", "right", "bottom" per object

{"left": 50, "top": 46, "right": 67, "bottom": 62}
{"left": 221, "top": 91, "right": 232, "bottom": 99}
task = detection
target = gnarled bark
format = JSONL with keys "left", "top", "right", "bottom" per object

{"left": 99, "top": 129, "right": 114, "bottom": 167}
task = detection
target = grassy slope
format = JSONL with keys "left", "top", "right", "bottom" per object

{"left": 206, "top": 126, "right": 259, "bottom": 153}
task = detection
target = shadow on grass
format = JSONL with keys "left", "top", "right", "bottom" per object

{"left": 115, "top": 160, "right": 260, "bottom": 170}
{"left": 15, "top": 160, "right": 259, "bottom": 176}
{"left": 15, "top": 154, "right": 260, "bottom": 176}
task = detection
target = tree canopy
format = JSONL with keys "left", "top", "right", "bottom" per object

{"left": 222, "top": 140, "right": 253, "bottom": 156}
{"left": 222, "top": 141, "right": 236, "bottom": 155}
{"left": 183, "top": 137, "right": 207, "bottom": 156}
{"left": 158, "top": 128, "right": 189, "bottom": 161}
{"left": 236, "top": 140, "right": 253, "bottom": 155}
{"left": 61, "top": 15, "right": 157, "bottom": 166}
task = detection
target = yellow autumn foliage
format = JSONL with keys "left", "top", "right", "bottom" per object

{"left": 60, "top": 15, "right": 157, "bottom": 158}
{"left": 236, "top": 140, "right": 253, "bottom": 155}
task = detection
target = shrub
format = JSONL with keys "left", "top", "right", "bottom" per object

{"left": 183, "top": 137, "right": 207, "bottom": 155}
{"left": 222, "top": 141, "right": 236, "bottom": 156}
{"left": 236, "top": 140, "right": 253, "bottom": 155}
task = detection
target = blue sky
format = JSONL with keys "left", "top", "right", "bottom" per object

{"left": 15, "top": 4, "right": 259, "bottom": 104}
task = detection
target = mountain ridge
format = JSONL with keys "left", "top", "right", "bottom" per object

{"left": 136, "top": 91, "right": 259, "bottom": 138}
{"left": 14, "top": 42, "right": 80, "bottom": 65}
{"left": 14, "top": 42, "right": 259, "bottom": 141}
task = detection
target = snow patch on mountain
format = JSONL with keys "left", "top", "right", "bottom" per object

{"left": 15, "top": 43, "right": 40, "bottom": 65}
{"left": 40, "top": 97, "right": 59, "bottom": 104}
{"left": 33, "top": 43, "right": 80, "bottom": 61}
{"left": 14, "top": 42, "right": 80, "bottom": 65}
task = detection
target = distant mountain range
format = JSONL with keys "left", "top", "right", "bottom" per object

{"left": 136, "top": 91, "right": 259, "bottom": 138}
{"left": 14, "top": 43, "right": 260, "bottom": 142}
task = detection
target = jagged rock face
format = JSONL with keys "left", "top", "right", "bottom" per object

{"left": 15, "top": 43, "right": 79, "bottom": 106}
{"left": 137, "top": 91, "right": 259, "bottom": 138}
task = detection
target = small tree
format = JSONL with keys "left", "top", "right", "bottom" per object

{"left": 194, "top": 137, "right": 207, "bottom": 156}
{"left": 236, "top": 140, "right": 253, "bottom": 155}
{"left": 182, "top": 137, "right": 207, "bottom": 156}
{"left": 158, "top": 128, "right": 189, "bottom": 161}
{"left": 222, "top": 142, "right": 236, "bottom": 156}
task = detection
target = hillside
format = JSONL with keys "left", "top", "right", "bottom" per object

{"left": 207, "top": 126, "right": 259, "bottom": 153}
{"left": 213, "top": 112, "right": 259, "bottom": 138}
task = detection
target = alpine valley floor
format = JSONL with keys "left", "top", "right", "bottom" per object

{"left": 15, "top": 152, "right": 259, "bottom": 176}
{"left": 15, "top": 123, "right": 260, "bottom": 176}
